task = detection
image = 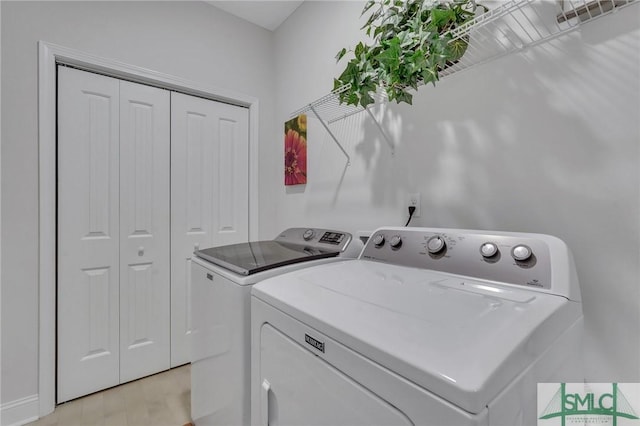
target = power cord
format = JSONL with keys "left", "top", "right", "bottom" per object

{"left": 405, "top": 206, "right": 416, "bottom": 227}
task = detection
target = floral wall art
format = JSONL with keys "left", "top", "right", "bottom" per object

{"left": 284, "top": 114, "right": 307, "bottom": 186}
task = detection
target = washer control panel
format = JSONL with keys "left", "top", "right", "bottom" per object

{"left": 276, "top": 228, "right": 352, "bottom": 252}
{"left": 361, "top": 227, "right": 552, "bottom": 290}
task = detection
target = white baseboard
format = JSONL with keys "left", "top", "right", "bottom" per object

{"left": 0, "top": 394, "right": 39, "bottom": 426}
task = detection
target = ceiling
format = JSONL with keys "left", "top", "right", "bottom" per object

{"left": 205, "top": 1, "right": 305, "bottom": 31}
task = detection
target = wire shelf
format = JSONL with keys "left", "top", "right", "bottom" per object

{"left": 442, "top": 0, "right": 637, "bottom": 78}
{"left": 290, "top": 0, "right": 637, "bottom": 162}
{"left": 292, "top": 0, "right": 636, "bottom": 121}
{"left": 292, "top": 85, "right": 384, "bottom": 124}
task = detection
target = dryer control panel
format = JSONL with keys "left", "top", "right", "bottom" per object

{"left": 361, "top": 227, "right": 580, "bottom": 300}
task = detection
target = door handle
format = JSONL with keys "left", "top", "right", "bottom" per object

{"left": 138, "top": 246, "right": 144, "bottom": 256}
{"left": 261, "top": 379, "right": 271, "bottom": 426}
{"left": 194, "top": 243, "right": 200, "bottom": 251}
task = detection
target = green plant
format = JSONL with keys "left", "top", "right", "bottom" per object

{"left": 334, "top": 0, "right": 488, "bottom": 107}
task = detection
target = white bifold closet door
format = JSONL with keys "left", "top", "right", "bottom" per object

{"left": 118, "top": 80, "right": 171, "bottom": 383}
{"left": 170, "top": 92, "right": 250, "bottom": 367}
{"left": 57, "top": 67, "right": 170, "bottom": 403}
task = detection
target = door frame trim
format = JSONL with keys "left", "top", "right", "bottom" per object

{"left": 38, "top": 40, "right": 260, "bottom": 416}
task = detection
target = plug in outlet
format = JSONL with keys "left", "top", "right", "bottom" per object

{"left": 407, "top": 192, "right": 421, "bottom": 218}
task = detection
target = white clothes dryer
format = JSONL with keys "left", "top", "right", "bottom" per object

{"left": 251, "top": 227, "right": 583, "bottom": 426}
{"left": 190, "top": 228, "right": 362, "bottom": 426}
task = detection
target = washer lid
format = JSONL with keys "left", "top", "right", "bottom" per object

{"left": 252, "top": 260, "right": 582, "bottom": 414}
{"left": 195, "top": 241, "right": 340, "bottom": 276}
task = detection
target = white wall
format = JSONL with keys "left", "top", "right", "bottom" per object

{"left": 0, "top": 0, "right": 3, "bottom": 415}
{"left": 2, "top": 0, "right": 638, "bottom": 423}
{"left": 273, "top": 1, "right": 640, "bottom": 381}
{"left": 0, "top": 0, "right": 275, "bottom": 416}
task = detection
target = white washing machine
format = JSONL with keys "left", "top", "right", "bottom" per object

{"left": 190, "top": 228, "right": 362, "bottom": 426}
{"left": 251, "top": 227, "right": 584, "bottom": 426}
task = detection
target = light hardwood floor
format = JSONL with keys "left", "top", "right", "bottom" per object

{"left": 27, "top": 365, "right": 191, "bottom": 426}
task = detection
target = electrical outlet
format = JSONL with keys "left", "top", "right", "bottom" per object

{"left": 407, "top": 192, "right": 421, "bottom": 218}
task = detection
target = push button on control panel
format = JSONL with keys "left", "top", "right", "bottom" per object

{"left": 389, "top": 235, "right": 402, "bottom": 249}
{"left": 480, "top": 242, "right": 499, "bottom": 258}
{"left": 511, "top": 244, "right": 533, "bottom": 261}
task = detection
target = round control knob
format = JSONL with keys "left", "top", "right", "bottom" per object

{"left": 511, "top": 244, "right": 533, "bottom": 261}
{"left": 303, "top": 229, "right": 315, "bottom": 241}
{"left": 372, "top": 234, "right": 385, "bottom": 247}
{"left": 389, "top": 235, "right": 402, "bottom": 249}
{"left": 427, "top": 236, "right": 446, "bottom": 254}
{"left": 480, "top": 242, "right": 499, "bottom": 258}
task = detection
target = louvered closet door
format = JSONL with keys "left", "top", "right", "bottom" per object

{"left": 119, "top": 81, "right": 171, "bottom": 383}
{"left": 58, "top": 67, "right": 121, "bottom": 403}
{"left": 170, "top": 92, "right": 250, "bottom": 367}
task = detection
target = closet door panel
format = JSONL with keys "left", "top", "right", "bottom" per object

{"left": 57, "top": 66, "right": 120, "bottom": 403}
{"left": 170, "top": 92, "right": 249, "bottom": 367}
{"left": 119, "top": 81, "right": 171, "bottom": 383}
{"left": 171, "top": 93, "right": 213, "bottom": 367}
{"left": 212, "top": 108, "right": 250, "bottom": 246}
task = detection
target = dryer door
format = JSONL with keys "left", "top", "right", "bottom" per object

{"left": 258, "top": 324, "right": 412, "bottom": 426}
